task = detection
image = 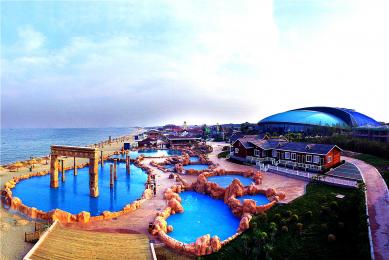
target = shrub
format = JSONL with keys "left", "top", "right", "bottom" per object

{"left": 330, "top": 201, "right": 338, "bottom": 211}
{"left": 280, "top": 218, "right": 288, "bottom": 226}
{"left": 283, "top": 210, "right": 292, "bottom": 218}
{"left": 321, "top": 223, "right": 328, "bottom": 231}
{"left": 290, "top": 214, "right": 299, "bottom": 223}
{"left": 281, "top": 226, "right": 289, "bottom": 233}
{"left": 250, "top": 221, "right": 258, "bottom": 230}
{"left": 328, "top": 234, "right": 336, "bottom": 242}
{"left": 304, "top": 210, "right": 313, "bottom": 219}
{"left": 338, "top": 222, "right": 344, "bottom": 229}
{"left": 273, "top": 213, "right": 281, "bottom": 223}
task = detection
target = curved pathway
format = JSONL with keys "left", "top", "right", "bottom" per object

{"left": 344, "top": 156, "right": 389, "bottom": 260}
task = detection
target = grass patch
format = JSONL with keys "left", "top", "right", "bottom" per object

{"left": 205, "top": 183, "right": 370, "bottom": 260}
{"left": 355, "top": 154, "right": 389, "bottom": 186}
{"left": 217, "top": 151, "right": 229, "bottom": 158}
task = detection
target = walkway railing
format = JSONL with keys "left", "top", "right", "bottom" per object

{"left": 266, "top": 165, "right": 358, "bottom": 188}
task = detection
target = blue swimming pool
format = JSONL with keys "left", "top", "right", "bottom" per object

{"left": 189, "top": 156, "right": 200, "bottom": 162}
{"left": 167, "top": 191, "right": 240, "bottom": 243}
{"left": 110, "top": 149, "right": 181, "bottom": 159}
{"left": 164, "top": 164, "right": 175, "bottom": 170}
{"left": 207, "top": 175, "right": 253, "bottom": 188}
{"left": 183, "top": 164, "right": 209, "bottom": 171}
{"left": 236, "top": 194, "right": 270, "bottom": 205}
{"left": 12, "top": 162, "right": 148, "bottom": 216}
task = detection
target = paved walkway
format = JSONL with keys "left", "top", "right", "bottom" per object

{"left": 344, "top": 156, "right": 389, "bottom": 260}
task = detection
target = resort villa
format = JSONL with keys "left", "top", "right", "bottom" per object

{"left": 230, "top": 135, "right": 342, "bottom": 173}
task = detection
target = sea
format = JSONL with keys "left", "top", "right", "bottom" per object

{"left": 0, "top": 127, "right": 137, "bottom": 165}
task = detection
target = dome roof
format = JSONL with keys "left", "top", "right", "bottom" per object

{"left": 259, "top": 107, "right": 380, "bottom": 128}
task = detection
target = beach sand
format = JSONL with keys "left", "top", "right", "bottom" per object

{"left": 0, "top": 130, "right": 141, "bottom": 260}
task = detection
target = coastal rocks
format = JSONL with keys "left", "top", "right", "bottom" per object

{"left": 253, "top": 172, "right": 263, "bottom": 185}
{"left": 142, "top": 188, "right": 154, "bottom": 200}
{"left": 224, "top": 179, "right": 245, "bottom": 203}
{"left": 238, "top": 213, "right": 252, "bottom": 232}
{"left": 164, "top": 189, "right": 182, "bottom": 202}
{"left": 210, "top": 236, "right": 222, "bottom": 252}
{"left": 194, "top": 234, "right": 211, "bottom": 256}
{"left": 152, "top": 216, "right": 168, "bottom": 235}
{"left": 76, "top": 211, "right": 90, "bottom": 223}
{"left": 266, "top": 188, "right": 276, "bottom": 197}
{"left": 174, "top": 163, "right": 184, "bottom": 174}
{"left": 168, "top": 198, "right": 184, "bottom": 214}
{"left": 242, "top": 199, "right": 257, "bottom": 215}
{"left": 49, "top": 209, "right": 73, "bottom": 223}
{"left": 167, "top": 225, "right": 174, "bottom": 233}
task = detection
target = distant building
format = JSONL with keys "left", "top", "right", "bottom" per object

{"left": 258, "top": 106, "right": 381, "bottom": 136}
{"left": 166, "top": 135, "right": 202, "bottom": 148}
{"left": 230, "top": 135, "right": 342, "bottom": 173}
{"left": 352, "top": 125, "right": 389, "bottom": 143}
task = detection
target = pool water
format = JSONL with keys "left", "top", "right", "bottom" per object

{"left": 236, "top": 194, "right": 270, "bottom": 205}
{"left": 12, "top": 162, "right": 148, "bottom": 216}
{"left": 164, "top": 164, "right": 175, "bottom": 170}
{"left": 167, "top": 191, "right": 240, "bottom": 243}
{"left": 207, "top": 175, "right": 253, "bottom": 188}
{"left": 189, "top": 156, "right": 200, "bottom": 162}
{"left": 183, "top": 164, "right": 209, "bottom": 171}
{"left": 110, "top": 149, "right": 181, "bottom": 159}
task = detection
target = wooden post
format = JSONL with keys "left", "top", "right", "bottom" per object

{"left": 89, "top": 157, "right": 99, "bottom": 197}
{"left": 50, "top": 155, "right": 59, "bottom": 188}
{"left": 126, "top": 155, "right": 130, "bottom": 174}
{"left": 114, "top": 159, "right": 117, "bottom": 181}
{"left": 100, "top": 151, "right": 104, "bottom": 167}
{"left": 73, "top": 157, "right": 77, "bottom": 176}
{"left": 110, "top": 164, "right": 114, "bottom": 189}
{"left": 61, "top": 159, "right": 65, "bottom": 182}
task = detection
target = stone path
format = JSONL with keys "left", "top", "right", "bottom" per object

{"left": 344, "top": 156, "right": 389, "bottom": 260}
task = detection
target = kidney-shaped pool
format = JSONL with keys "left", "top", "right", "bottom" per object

{"left": 167, "top": 191, "right": 240, "bottom": 243}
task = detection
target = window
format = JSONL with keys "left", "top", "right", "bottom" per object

{"left": 306, "top": 155, "right": 312, "bottom": 163}
{"left": 254, "top": 149, "right": 260, "bottom": 156}
{"left": 284, "top": 152, "right": 290, "bottom": 160}
{"left": 272, "top": 150, "right": 277, "bottom": 157}
{"left": 327, "top": 156, "right": 332, "bottom": 163}
{"left": 313, "top": 155, "right": 320, "bottom": 164}
{"left": 235, "top": 148, "right": 239, "bottom": 154}
{"left": 291, "top": 153, "right": 296, "bottom": 160}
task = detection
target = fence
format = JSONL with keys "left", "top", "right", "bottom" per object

{"left": 266, "top": 165, "right": 358, "bottom": 188}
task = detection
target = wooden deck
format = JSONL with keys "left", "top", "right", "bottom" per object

{"left": 24, "top": 222, "right": 152, "bottom": 260}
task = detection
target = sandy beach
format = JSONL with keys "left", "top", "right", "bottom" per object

{"left": 0, "top": 129, "right": 142, "bottom": 260}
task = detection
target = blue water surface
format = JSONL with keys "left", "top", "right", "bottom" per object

{"left": 183, "top": 164, "right": 209, "bottom": 171}
{"left": 207, "top": 175, "right": 253, "bottom": 188}
{"left": 1, "top": 127, "right": 135, "bottom": 164}
{"left": 189, "top": 156, "right": 200, "bottom": 162}
{"left": 236, "top": 194, "right": 270, "bottom": 205}
{"left": 12, "top": 162, "right": 148, "bottom": 216}
{"left": 110, "top": 149, "right": 181, "bottom": 160}
{"left": 167, "top": 191, "right": 239, "bottom": 243}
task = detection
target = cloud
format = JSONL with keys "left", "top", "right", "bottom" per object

{"left": 1, "top": 0, "right": 389, "bottom": 128}
{"left": 17, "top": 26, "right": 46, "bottom": 51}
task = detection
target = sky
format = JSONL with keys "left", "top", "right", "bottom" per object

{"left": 1, "top": 0, "right": 388, "bottom": 128}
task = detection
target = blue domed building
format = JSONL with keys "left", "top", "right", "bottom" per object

{"left": 258, "top": 107, "right": 381, "bottom": 135}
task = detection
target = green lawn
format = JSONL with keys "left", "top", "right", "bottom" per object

{"left": 355, "top": 154, "right": 389, "bottom": 187}
{"left": 205, "top": 183, "right": 370, "bottom": 260}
